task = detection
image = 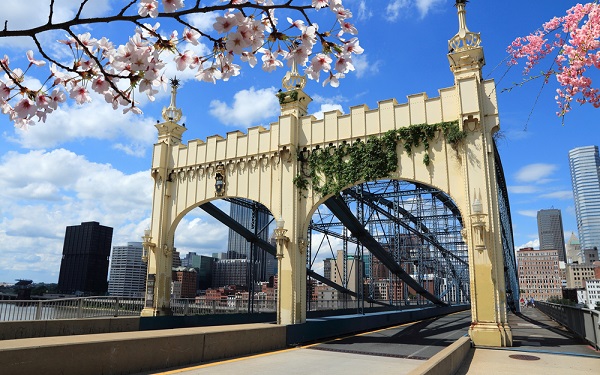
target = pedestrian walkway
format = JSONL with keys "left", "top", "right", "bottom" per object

{"left": 456, "top": 307, "right": 600, "bottom": 374}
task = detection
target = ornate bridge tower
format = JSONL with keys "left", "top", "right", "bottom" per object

{"left": 141, "top": 1, "right": 513, "bottom": 347}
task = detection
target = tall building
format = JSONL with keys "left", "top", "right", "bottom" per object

{"left": 517, "top": 247, "right": 562, "bottom": 302}
{"left": 537, "top": 209, "right": 566, "bottom": 263}
{"left": 58, "top": 221, "right": 113, "bottom": 295}
{"left": 324, "top": 250, "right": 364, "bottom": 297}
{"left": 212, "top": 259, "right": 254, "bottom": 287}
{"left": 227, "top": 199, "right": 273, "bottom": 282}
{"left": 565, "top": 232, "right": 581, "bottom": 264}
{"left": 569, "top": 145, "right": 600, "bottom": 252}
{"left": 172, "top": 267, "right": 197, "bottom": 298}
{"left": 108, "top": 242, "right": 147, "bottom": 298}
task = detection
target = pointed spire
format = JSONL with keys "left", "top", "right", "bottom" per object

{"left": 162, "top": 77, "right": 183, "bottom": 123}
{"left": 449, "top": 0, "right": 481, "bottom": 53}
{"left": 282, "top": 59, "right": 306, "bottom": 91}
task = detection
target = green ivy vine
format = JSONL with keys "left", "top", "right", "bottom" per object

{"left": 277, "top": 90, "right": 299, "bottom": 104}
{"left": 294, "top": 120, "right": 465, "bottom": 197}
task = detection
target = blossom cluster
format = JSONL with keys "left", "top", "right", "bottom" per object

{"left": 0, "top": 0, "right": 360, "bottom": 128}
{"left": 507, "top": 3, "right": 600, "bottom": 116}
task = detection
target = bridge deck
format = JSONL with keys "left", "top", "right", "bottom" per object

{"left": 140, "top": 309, "right": 599, "bottom": 375}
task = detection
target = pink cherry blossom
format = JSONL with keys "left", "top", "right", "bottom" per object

{"left": 69, "top": 85, "right": 92, "bottom": 104}
{"left": 26, "top": 50, "right": 46, "bottom": 67}
{"left": 508, "top": 3, "right": 600, "bottom": 116}
{"left": 139, "top": 0, "right": 159, "bottom": 18}
{"left": 14, "top": 98, "right": 37, "bottom": 119}
{"left": 0, "top": 0, "right": 361, "bottom": 127}
{"left": 162, "top": 0, "right": 184, "bottom": 13}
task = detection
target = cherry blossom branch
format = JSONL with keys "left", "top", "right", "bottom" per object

{"left": 0, "top": 0, "right": 362, "bottom": 128}
{"left": 507, "top": 2, "right": 600, "bottom": 116}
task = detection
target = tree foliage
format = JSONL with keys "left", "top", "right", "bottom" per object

{"left": 0, "top": 0, "right": 361, "bottom": 128}
{"left": 507, "top": 2, "right": 600, "bottom": 117}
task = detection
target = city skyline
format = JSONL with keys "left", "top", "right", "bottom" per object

{"left": 1, "top": 1, "right": 599, "bottom": 283}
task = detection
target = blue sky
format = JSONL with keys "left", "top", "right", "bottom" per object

{"left": 1, "top": 0, "right": 598, "bottom": 283}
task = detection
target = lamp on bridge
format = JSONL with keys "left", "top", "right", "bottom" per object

{"left": 215, "top": 164, "right": 226, "bottom": 197}
{"left": 274, "top": 216, "right": 289, "bottom": 259}
{"left": 470, "top": 196, "right": 487, "bottom": 251}
{"left": 141, "top": 228, "right": 156, "bottom": 263}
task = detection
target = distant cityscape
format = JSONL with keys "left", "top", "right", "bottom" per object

{"left": 2, "top": 145, "right": 600, "bottom": 311}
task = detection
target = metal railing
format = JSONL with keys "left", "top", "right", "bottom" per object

{"left": 0, "top": 297, "right": 144, "bottom": 321}
{"left": 170, "top": 298, "right": 276, "bottom": 315}
{"left": 1, "top": 296, "right": 428, "bottom": 322}
{"left": 537, "top": 301, "right": 600, "bottom": 350}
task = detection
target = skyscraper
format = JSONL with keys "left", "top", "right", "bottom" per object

{"left": 227, "top": 199, "right": 273, "bottom": 282}
{"left": 58, "top": 221, "right": 113, "bottom": 295}
{"left": 537, "top": 209, "right": 566, "bottom": 263}
{"left": 569, "top": 145, "right": 600, "bottom": 252}
{"left": 108, "top": 242, "right": 147, "bottom": 298}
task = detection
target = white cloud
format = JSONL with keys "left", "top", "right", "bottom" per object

{"left": 0, "top": 0, "right": 112, "bottom": 49}
{"left": 353, "top": 54, "right": 381, "bottom": 79}
{"left": 0, "top": 148, "right": 153, "bottom": 283}
{"left": 514, "top": 163, "right": 558, "bottom": 183}
{"left": 517, "top": 238, "right": 539, "bottom": 250}
{"left": 517, "top": 210, "right": 538, "bottom": 218}
{"left": 414, "top": 0, "right": 446, "bottom": 18}
{"left": 385, "top": 0, "right": 442, "bottom": 21}
{"left": 540, "top": 190, "right": 574, "bottom": 200}
{"left": 209, "top": 87, "right": 279, "bottom": 127}
{"left": 185, "top": 12, "right": 218, "bottom": 33}
{"left": 356, "top": 1, "right": 373, "bottom": 21}
{"left": 508, "top": 185, "right": 538, "bottom": 194}
{"left": 6, "top": 96, "right": 156, "bottom": 153}
{"left": 313, "top": 103, "right": 344, "bottom": 120}
{"left": 385, "top": 0, "right": 410, "bottom": 21}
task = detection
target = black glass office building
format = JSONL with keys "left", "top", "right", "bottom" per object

{"left": 58, "top": 221, "right": 113, "bottom": 294}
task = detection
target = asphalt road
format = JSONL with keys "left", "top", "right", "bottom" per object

{"left": 143, "top": 311, "right": 472, "bottom": 375}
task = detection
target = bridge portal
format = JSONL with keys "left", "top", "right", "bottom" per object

{"left": 141, "top": 3, "right": 514, "bottom": 347}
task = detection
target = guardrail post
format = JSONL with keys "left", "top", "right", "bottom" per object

{"left": 184, "top": 299, "right": 189, "bottom": 316}
{"left": 77, "top": 298, "right": 83, "bottom": 318}
{"left": 35, "top": 301, "right": 42, "bottom": 320}
{"left": 114, "top": 297, "right": 119, "bottom": 317}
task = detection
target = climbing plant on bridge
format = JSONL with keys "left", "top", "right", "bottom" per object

{"left": 294, "top": 120, "right": 465, "bottom": 197}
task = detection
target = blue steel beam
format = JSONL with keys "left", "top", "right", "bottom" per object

{"left": 324, "top": 195, "right": 447, "bottom": 306}
{"left": 199, "top": 202, "right": 391, "bottom": 307}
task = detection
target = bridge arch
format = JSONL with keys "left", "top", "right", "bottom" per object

{"left": 142, "top": 2, "right": 514, "bottom": 347}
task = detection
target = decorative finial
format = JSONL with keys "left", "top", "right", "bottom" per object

{"left": 449, "top": 0, "right": 480, "bottom": 53}
{"left": 282, "top": 59, "right": 306, "bottom": 91}
{"left": 161, "top": 77, "right": 183, "bottom": 123}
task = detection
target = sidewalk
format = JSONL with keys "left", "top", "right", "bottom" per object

{"left": 456, "top": 307, "right": 600, "bottom": 374}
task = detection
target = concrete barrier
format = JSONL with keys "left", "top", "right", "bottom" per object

{"left": 0, "top": 316, "right": 140, "bottom": 340}
{"left": 407, "top": 336, "right": 473, "bottom": 375}
{"left": 0, "top": 323, "right": 287, "bottom": 375}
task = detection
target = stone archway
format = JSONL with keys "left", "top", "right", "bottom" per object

{"left": 141, "top": 2, "right": 513, "bottom": 347}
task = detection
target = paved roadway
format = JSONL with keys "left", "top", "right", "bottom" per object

{"left": 139, "top": 308, "right": 600, "bottom": 375}
{"left": 140, "top": 311, "right": 472, "bottom": 375}
{"left": 456, "top": 307, "right": 600, "bottom": 374}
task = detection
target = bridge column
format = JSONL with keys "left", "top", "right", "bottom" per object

{"left": 275, "top": 66, "right": 311, "bottom": 324}
{"left": 449, "top": 1, "right": 512, "bottom": 346}
{"left": 141, "top": 80, "right": 186, "bottom": 317}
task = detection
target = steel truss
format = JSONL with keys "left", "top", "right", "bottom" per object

{"left": 493, "top": 141, "right": 519, "bottom": 312}
{"left": 308, "top": 180, "right": 470, "bottom": 309}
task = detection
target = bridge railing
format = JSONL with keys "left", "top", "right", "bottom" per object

{"left": 1, "top": 296, "right": 423, "bottom": 321}
{"left": 537, "top": 301, "right": 600, "bottom": 350}
{"left": 0, "top": 297, "right": 144, "bottom": 321}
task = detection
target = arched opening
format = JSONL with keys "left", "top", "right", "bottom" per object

{"left": 167, "top": 196, "right": 278, "bottom": 316}
{"left": 305, "top": 179, "right": 469, "bottom": 315}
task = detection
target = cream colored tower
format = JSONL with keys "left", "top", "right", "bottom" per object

{"left": 141, "top": 79, "right": 186, "bottom": 316}
{"left": 448, "top": 1, "right": 512, "bottom": 346}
